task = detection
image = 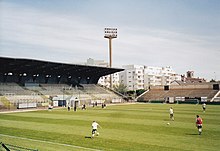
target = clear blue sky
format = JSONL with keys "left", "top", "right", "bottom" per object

{"left": 0, "top": 0, "right": 220, "bottom": 80}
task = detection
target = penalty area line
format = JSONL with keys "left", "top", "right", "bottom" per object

{"left": 0, "top": 134, "right": 102, "bottom": 151}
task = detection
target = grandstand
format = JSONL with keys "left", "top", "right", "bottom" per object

{"left": 0, "top": 83, "right": 124, "bottom": 109}
{"left": 0, "top": 83, "right": 33, "bottom": 95}
{"left": 81, "top": 84, "right": 121, "bottom": 101}
{"left": 137, "top": 82, "right": 220, "bottom": 104}
{"left": 0, "top": 57, "right": 125, "bottom": 110}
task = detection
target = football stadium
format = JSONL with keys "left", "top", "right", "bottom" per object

{"left": 1, "top": 0, "right": 220, "bottom": 150}
{"left": 0, "top": 56, "right": 220, "bottom": 151}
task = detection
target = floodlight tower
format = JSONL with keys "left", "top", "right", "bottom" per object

{"left": 104, "top": 28, "right": 117, "bottom": 88}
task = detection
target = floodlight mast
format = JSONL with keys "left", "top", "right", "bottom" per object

{"left": 104, "top": 28, "right": 117, "bottom": 88}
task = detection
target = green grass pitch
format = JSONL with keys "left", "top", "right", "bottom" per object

{"left": 0, "top": 103, "right": 220, "bottom": 151}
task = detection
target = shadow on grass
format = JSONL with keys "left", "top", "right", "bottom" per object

{"left": 163, "top": 119, "right": 171, "bottom": 121}
{"left": 163, "top": 119, "right": 173, "bottom": 122}
{"left": 85, "top": 136, "right": 92, "bottom": 139}
{"left": 185, "top": 133, "right": 199, "bottom": 135}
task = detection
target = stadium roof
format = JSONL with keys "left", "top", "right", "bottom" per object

{"left": 0, "top": 56, "right": 124, "bottom": 84}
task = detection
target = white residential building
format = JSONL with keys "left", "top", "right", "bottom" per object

{"left": 84, "top": 59, "right": 181, "bottom": 90}
{"left": 85, "top": 58, "right": 120, "bottom": 87}
{"left": 86, "top": 58, "right": 108, "bottom": 67}
{"left": 98, "top": 72, "right": 120, "bottom": 87}
{"left": 119, "top": 65, "right": 145, "bottom": 91}
{"left": 119, "top": 65, "right": 181, "bottom": 91}
{"left": 144, "top": 66, "right": 181, "bottom": 88}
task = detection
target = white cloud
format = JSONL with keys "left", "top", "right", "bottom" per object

{"left": 0, "top": 1, "right": 219, "bottom": 80}
{"left": 0, "top": 2, "right": 106, "bottom": 61}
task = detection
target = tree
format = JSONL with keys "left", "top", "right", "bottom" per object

{"left": 113, "top": 83, "right": 127, "bottom": 94}
{"left": 136, "top": 89, "right": 145, "bottom": 96}
{"left": 210, "top": 79, "right": 216, "bottom": 82}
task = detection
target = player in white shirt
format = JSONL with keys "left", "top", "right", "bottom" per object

{"left": 169, "top": 107, "right": 174, "bottom": 121}
{"left": 202, "top": 103, "right": 206, "bottom": 112}
{"left": 92, "top": 121, "right": 102, "bottom": 138}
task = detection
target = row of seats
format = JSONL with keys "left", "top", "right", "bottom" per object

{"left": 0, "top": 83, "right": 33, "bottom": 95}
{"left": 0, "top": 83, "right": 123, "bottom": 103}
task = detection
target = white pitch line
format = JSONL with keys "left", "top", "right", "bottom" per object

{"left": 0, "top": 134, "right": 102, "bottom": 151}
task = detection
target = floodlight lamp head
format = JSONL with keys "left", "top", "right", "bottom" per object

{"left": 104, "top": 28, "right": 117, "bottom": 39}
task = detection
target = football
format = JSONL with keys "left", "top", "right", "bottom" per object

{"left": 167, "top": 123, "right": 170, "bottom": 125}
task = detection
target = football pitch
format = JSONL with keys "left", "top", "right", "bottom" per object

{"left": 0, "top": 103, "right": 220, "bottom": 151}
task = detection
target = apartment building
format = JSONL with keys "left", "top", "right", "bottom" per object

{"left": 98, "top": 72, "right": 120, "bottom": 87}
{"left": 119, "top": 65, "right": 181, "bottom": 91}
{"left": 145, "top": 66, "right": 181, "bottom": 88}
{"left": 84, "top": 59, "right": 181, "bottom": 90}
{"left": 85, "top": 58, "right": 120, "bottom": 87}
{"left": 119, "top": 65, "right": 145, "bottom": 91}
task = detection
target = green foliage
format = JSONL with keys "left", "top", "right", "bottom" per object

{"left": 126, "top": 90, "right": 135, "bottom": 94}
{"left": 0, "top": 96, "right": 16, "bottom": 109}
{"left": 0, "top": 104, "right": 220, "bottom": 151}
{"left": 136, "top": 89, "right": 145, "bottom": 96}
{"left": 209, "top": 79, "right": 216, "bottom": 82}
{"left": 113, "top": 83, "right": 127, "bottom": 94}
